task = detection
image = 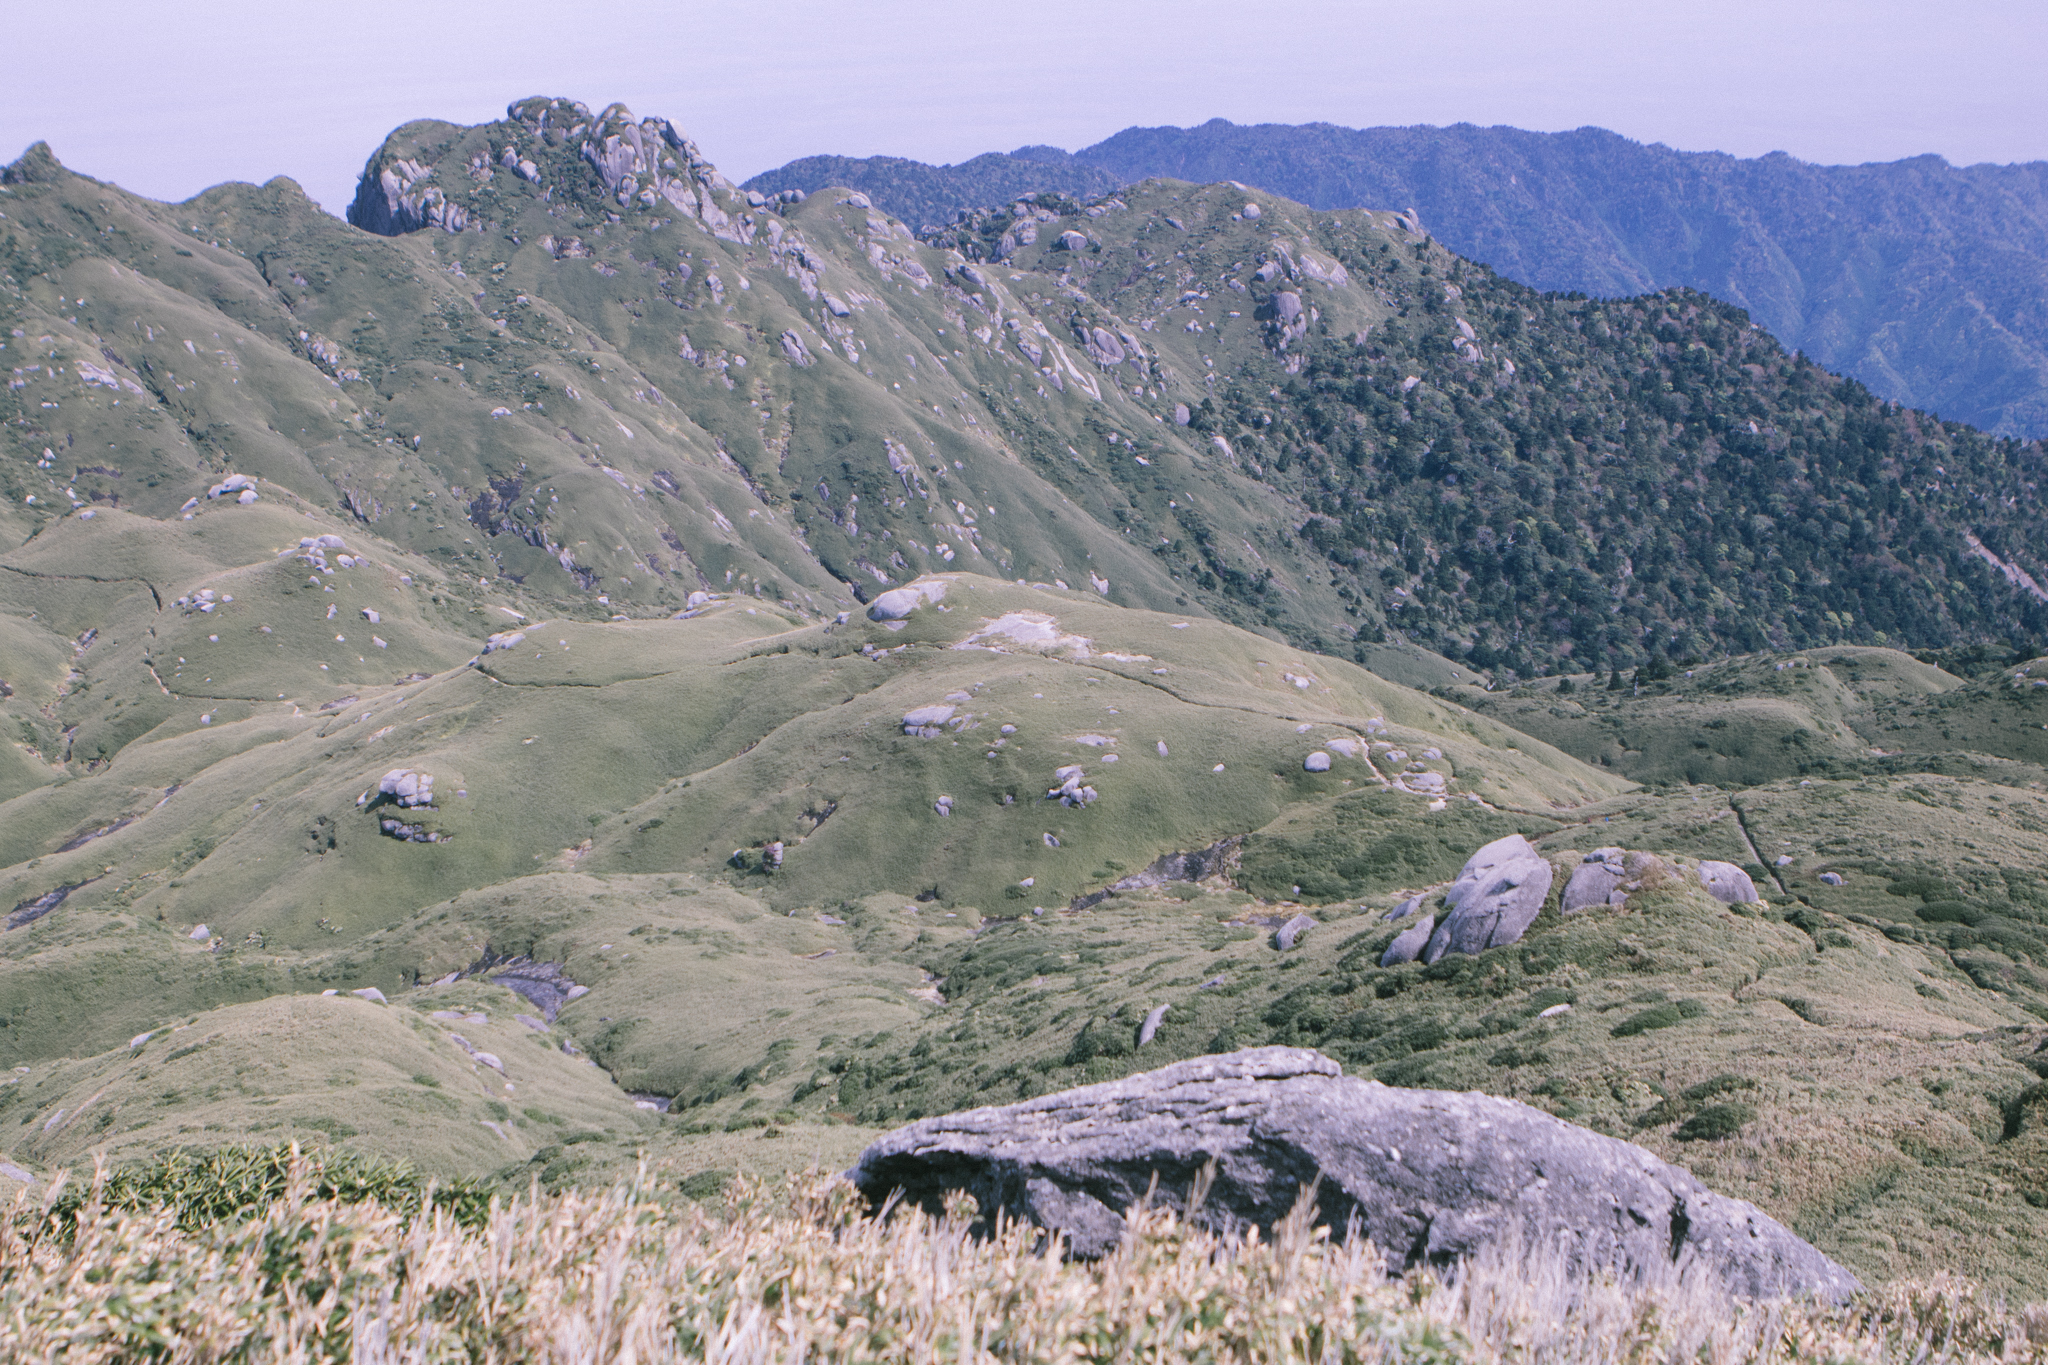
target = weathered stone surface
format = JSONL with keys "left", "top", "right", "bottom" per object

{"left": 1272, "top": 913, "right": 1316, "bottom": 950}
{"left": 1057, "top": 230, "right": 1089, "bottom": 251}
{"left": 1303, "top": 750, "right": 1331, "bottom": 772}
{"left": 1067, "top": 836, "right": 1241, "bottom": 911}
{"left": 847, "top": 1048, "right": 1859, "bottom": 1301}
{"left": 902, "top": 704, "right": 957, "bottom": 736}
{"left": 1138, "top": 1004, "right": 1169, "bottom": 1045}
{"left": 377, "top": 768, "right": 435, "bottom": 808}
{"left": 868, "top": 578, "right": 947, "bottom": 620}
{"left": 1698, "top": 860, "right": 1762, "bottom": 904}
{"left": 1423, "top": 835, "right": 1554, "bottom": 961}
{"left": 1384, "top": 893, "right": 1429, "bottom": 922}
{"left": 1380, "top": 914, "right": 1435, "bottom": 965}
{"left": 1563, "top": 852, "right": 1625, "bottom": 913}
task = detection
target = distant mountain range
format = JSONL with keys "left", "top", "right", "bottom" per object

{"left": 745, "top": 120, "right": 2048, "bottom": 439}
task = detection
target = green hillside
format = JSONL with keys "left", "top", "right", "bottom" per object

{"left": 750, "top": 119, "right": 2048, "bottom": 439}
{"left": 6, "top": 98, "right": 2048, "bottom": 1300}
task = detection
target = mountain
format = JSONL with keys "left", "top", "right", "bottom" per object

{"left": 744, "top": 147, "right": 1118, "bottom": 236}
{"left": 745, "top": 120, "right": 2048, "bottom": 439}
{"left": 6, "top": 99, "right": 2048, "bottom": 1295}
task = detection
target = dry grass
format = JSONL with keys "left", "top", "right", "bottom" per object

{"left": 3, "top": 1155, "right": 2046, "bottom": 1363}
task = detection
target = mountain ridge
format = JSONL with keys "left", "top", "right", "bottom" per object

{"left": 745, "top": 118, "right": 2048, "bottom": 439}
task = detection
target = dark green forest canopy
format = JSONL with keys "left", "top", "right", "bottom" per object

{"left": 1194, "top": 267, "right": 2047, "bottom": 678}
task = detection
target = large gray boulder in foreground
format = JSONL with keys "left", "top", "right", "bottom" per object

{"left": 848, "top": 1047, "right": 1860, "bottom": 1302}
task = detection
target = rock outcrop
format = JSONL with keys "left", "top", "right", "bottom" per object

{"left": 1379, "top": 914, "right": 1435, "bottom": 966}
{"left": 1423, "top": 834, "right": 1553, "bottom": 963}
{"left": 1698, "top": 860, "right": 1762, "bottom": 904}
{"left": 847, "top": 1047, "right": 1861, "bottom": 1302}
{"left": 1562, "top": 847, "right": 1627, "bottom": 912}
{"left": 868, "top": 578, "right": 948, "bottom": 620}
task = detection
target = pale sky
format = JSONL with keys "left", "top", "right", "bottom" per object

{"left": 4, "top": 0, "right": 2043, "bottom": 217}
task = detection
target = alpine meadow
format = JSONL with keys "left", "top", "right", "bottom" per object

{"left": 4, "top": 95, "right": 2048, "bottom": 1361}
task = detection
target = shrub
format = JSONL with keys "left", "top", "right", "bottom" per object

{"left": 1610, "top": 999, "right": 1707, "bottom": 1037}
{"left": 1676, "top": 1102, "right": 1757, "bottom": 1141}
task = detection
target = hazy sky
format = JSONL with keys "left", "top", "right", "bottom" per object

{"left": 4, "top": 0, "right": 2042, "bottom": 218}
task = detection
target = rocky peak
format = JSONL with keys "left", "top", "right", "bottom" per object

{"left": 1, "top": 141, "right": 68, "bottom": 186}
{"left": 348, "top": 96, "right": 753, "bottom": 243}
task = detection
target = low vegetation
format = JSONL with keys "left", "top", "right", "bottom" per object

{"left": 6, "top": 1152, "right": 2048, "bottom": 1363}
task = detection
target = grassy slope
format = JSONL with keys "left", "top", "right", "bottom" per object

{"left": 6, "top": 102, "right": 2048, "bottom": 1300}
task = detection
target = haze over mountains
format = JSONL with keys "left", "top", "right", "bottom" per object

{"left": 746, "top": 119, "right": 2048, "bottom": 440}
{"left": 4, "top": 97, "right": 2048, "bottom": 1297}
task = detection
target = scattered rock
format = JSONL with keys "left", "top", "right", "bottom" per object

{"left": 1538, "top": 1002, "right": 1573, "bottom": 1018}
{"left": 1241, "top": 202, "right": 1262, "bottom": 220}
{"left": 1697, "top": 861, "right": 1762, "bottom": 905}
{"left": 1303, "top": 751, "right": 1331, "bottom": 772}
{"left": 351, "top": 987, "right": 388, "bottom": 1004}
{"left": 0, "top": 1161, "right": 35, "bottom": 1184}
{"left": 764, "top": 841, "right": 785, "bottom": 869}
{"left": 379, "top": 817, "right": 440, "bottom": 843}
{"left": 1155, "top": 740, "right": 1169, "bottom": 757}
{"left": 189, "top": 924, "right": 211, "bottom": 942}
{"left": 1273, "top": 913, "right": 1317, "bottom": 951}
{"left": 1424, "top": 835, "right": 1553, "bottom": 963}
{"left": 1048, "top": 765, "right": 1098, "bottom": 808}
{"left": 1172, "top": 404, "right": 1190, "bottom": 426}
{"left": 206, "top": 474, "right": 256, "bottom": 499}
{"left": 516, "top": 1014, "right": 549, "bottom": 1032}
{"left": 1380, "top": 915, "right": 1435, "bottom": 966}
{"left": 482, "top": 630, "right": 526, "bottom": 654}
{"left": 934, "top": 796, "right": 954, "bottom": 817}
{"left": 1775, "top": 855, "right": 1795, "bottom": 867}
{"left": 1385, "top": 893, "right": 1429, "bottom": 921}
{"left": 1820, "top": 871, "right": 1845, "bottom": 886}
{"left": 1056, "top": 230, "right": 1089, "bottom": 251}
{"left": 847, "top": 1047, "right": 1859, "bottom": 1300}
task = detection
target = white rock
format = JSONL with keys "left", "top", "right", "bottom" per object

{"left": 237, "top": 489, "right": 259, "bottom": 504}
{"left": 868, "top": 579, "right": 947, "bottom": 620}
{"left": 362, "top": 609, "right": 380, "bottom": 624}
{"left": 1304, "top": 751, "right": 1332, "bottom": 772}
{"left": 1538, "top": 1003, "right": 1573, "bottom": 1018}
{"left": 189, "top": 924, "right": 210, "bottom": 941}
{"left": 352, "top": 987, "right": 388, "bottom": 1004}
